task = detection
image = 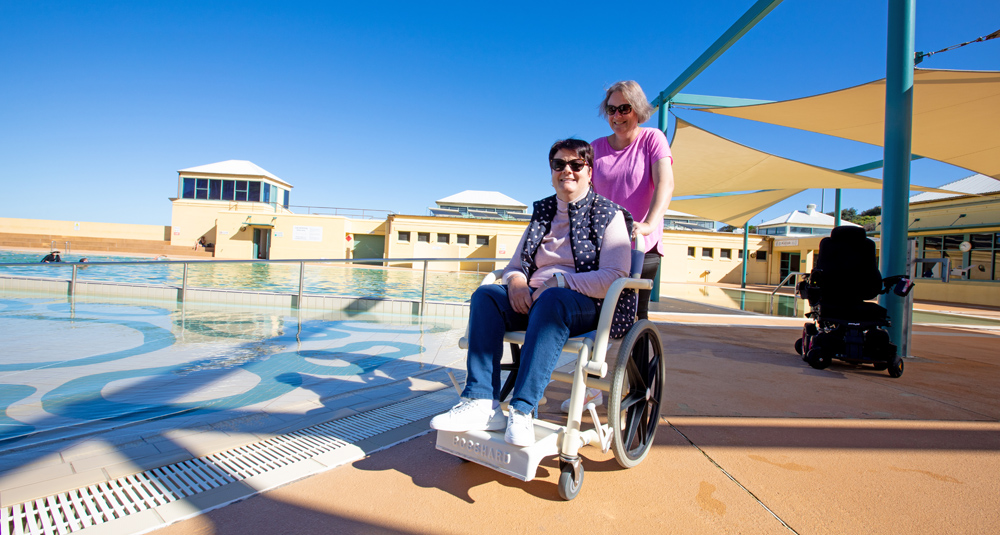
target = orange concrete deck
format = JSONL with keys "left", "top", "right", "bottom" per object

{"left": 154, "top": 315, "right": 1000, "bottom": 535}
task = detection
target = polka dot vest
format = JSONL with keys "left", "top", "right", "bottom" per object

{"left": 520, "top": 189, "right": 638, "bottom": 339}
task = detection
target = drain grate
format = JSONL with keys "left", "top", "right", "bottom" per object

{"left": 3, "top": 390, "right": 454, "bottom": 535}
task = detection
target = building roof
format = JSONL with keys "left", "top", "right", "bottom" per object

{"left": 436, "top": 190, "right": 527, "bottom": 209}
{"left": 179, "top": 160, "right": 291, "bottom": 187}
{"left": 908, "top": 174, "right": 1000, "bottom": 204}
{"left": 759, "top": 204, "right": 861, "bottom": 228}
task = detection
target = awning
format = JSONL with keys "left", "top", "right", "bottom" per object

{"left": 245, "top": 223, "right": 274, "bottom": 228}
{"left": 670, "top": 189, "right": 804, "bottom": 226}
{"left": 699, "top": 69, "right": 1000, "bottom": 179}
{"left": 671, "top": 118, "right": 952, "bottom": 197}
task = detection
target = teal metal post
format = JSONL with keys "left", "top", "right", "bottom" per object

{"left": 741, "top": 221, "right": 749, "bottom": 288}
{"left": 880, "top": 0, "right": 916, "bottom": 350}
{"left": 834, "top": 189, "right": 842, "bottom": 226}
{"left": 650, "top": 104, "right": 671, "bottom": 302}
{"left": 652, "top": 0, "right": 785, "bottom": 107}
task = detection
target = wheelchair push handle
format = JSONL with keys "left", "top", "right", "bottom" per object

{"left": 630, "top": 234, "right": 645, "bottom": 279}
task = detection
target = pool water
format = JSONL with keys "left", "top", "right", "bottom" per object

{"left": 0, "top": 250, "right": 486, "bottom": 303}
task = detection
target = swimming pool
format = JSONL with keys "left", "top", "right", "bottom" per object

{"left": 0, "top": 250, "right": 486, "bottom": 303}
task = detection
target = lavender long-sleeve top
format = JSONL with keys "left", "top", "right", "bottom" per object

{"left": 501, "top": 189, "right": 630, "bottom": 299}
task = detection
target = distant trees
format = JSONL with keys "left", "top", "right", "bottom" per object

{"left": 826, "top": 206, "right": 880, "bottom": 231}
{"left": 719, "top": 224, "right": 756, "bottom": 233}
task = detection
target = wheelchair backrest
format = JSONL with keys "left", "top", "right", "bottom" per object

{"left": 814, "top": 226, "right": 883, "bottom": 303}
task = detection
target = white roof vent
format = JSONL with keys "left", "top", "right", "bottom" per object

{"left": 805, "top": 204, "right": 817, "bottom": 215}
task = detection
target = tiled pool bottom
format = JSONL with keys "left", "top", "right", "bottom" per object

{"left": 0, "top": 293, "right": 468, "bottom": 505}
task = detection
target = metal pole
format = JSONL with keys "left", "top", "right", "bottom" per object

{"left": 420, "top": 261, "right": 429, "bottom": 315}
{"left": 835, "top": 189, "right": 843, "bottom": 226}
{"left": 880, "top": 0, "right": 916, "bottom": 351}
{"left": 741, "top": 221, "right": 749, "bottom": 288}
{"left": 297, "top": 261, "right": 305, "bottom": 309}
{"left": 181, "top": 263, "right": 188, "bottom": 303}
{"left": 70, "top": 264, "right": 77, "bottom": 297}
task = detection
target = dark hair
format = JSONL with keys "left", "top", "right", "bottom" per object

{"left": 548, "top": 138, "right": 594, "bottom": 169}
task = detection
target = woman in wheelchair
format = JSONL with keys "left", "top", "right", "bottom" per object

{"left": 430, "top": 138, "right": 636, "bottom": 447}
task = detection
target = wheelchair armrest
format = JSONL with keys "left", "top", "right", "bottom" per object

{"left": 586, "top": 277, "right": 654, "bottom": 377}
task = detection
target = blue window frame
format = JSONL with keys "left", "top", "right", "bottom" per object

{"left": 235, "top": 181, "right": 248, "bottom": 201}
{"left": 262, "top": 184, "right": 270, "bottom": 204}
{"left": 195, "top": 179, "right": 209, "bottom": 200}
{"left": 283, "top": 189, "right": 289, "bottom": 209}
{"left": 182, "top": 178, "right": 196, "bottom": 198}
{"left": 248, "top": 181, "right": 261, "bottom": 202}
{"left": 222, "top": 180, "right": 234, "bottom": 200}
{"left": 209, "top": 179, "right": 222, "bottom": 200}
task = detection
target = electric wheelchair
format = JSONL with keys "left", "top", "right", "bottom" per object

{"left": 435, "top": 239, "right": 665, "bottom": 500}
{"left": 794, "top": 226, "right": 913, "bottom": 378}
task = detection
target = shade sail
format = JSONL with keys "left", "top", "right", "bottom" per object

{"left": 671, "top": 118, "right": 949, "bottom": 197}
{"left": 700, "top": 69, "right": 1000, "bottom": 179}
{"left": 670, "top": 189, "right": 804, "bottom": 226}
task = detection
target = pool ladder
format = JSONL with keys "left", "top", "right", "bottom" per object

{"left": 50, "top": 240, "right": 71, "bottom": 254}
{"left": 769, "top": 271, "right": 806, "bottom": 316}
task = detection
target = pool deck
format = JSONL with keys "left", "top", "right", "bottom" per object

{"left": 145, "top": 309, "right": 1000, "bottom": 535}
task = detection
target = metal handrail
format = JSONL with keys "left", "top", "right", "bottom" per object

{"left": 0, "top": 256, "right": 508, "bottom": 314}
{"left": 769, "top": 271, "right": 807, "bottom": 316}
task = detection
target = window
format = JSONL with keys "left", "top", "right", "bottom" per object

{"left": 195, "top": 178, "right": 209, "bottom": 200}
{"left": 721, "top": 249, "right": 731, "bottom": 259}
{"left": 398, "top": 231, "right": 410, "bottom": 242}
{"left": 262, "top": 184, "right": 270, "bottom": 204}
{"left": 417, "top": 232, "right": 430, "bottom": 243}
{"left": 235, "top": 181, "right": 249, "bottom": 201}
{"left": 687, "top": 246, "right": 696, "bottom": 257}
{"left": 182, "top": 178, "right": 196, "bottom": 198}
{"left": 702, "top": 248, "right": 713, "bottom": 258}
{"left": 283, "top": 189, "right": 290, "bottom": 209}
{"left": 756, "top": 251, "right": 768, "bottom": 261}
{"left": 919, "top": 232, "right": 1000, "bottom": 281}
{"left": 248, "top": 181, "right": 261, "bottom": 202}
{"left": 222, "top": 180, "right": 235, "bottom": 200}
{"left": 457, "top": 234, "right": 469, "bottom": 246}
{"left": 437, "top": 233, "right": 450, "bottom": 244}
{"left": 209, "top": 179, "right": 222, "bottom": 200}
{"left": 738, "top": 249, "right": 744, "bottom": 259}
{"left": 476, "top": 235, "right": 489, "bottom": 246}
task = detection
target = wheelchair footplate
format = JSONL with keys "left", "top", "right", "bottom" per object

{"left": 435, "top": 416, "right": 562, "bottom": 482}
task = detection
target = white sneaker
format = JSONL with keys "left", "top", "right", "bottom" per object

{"left": 504, "top": 407, "right": 535, "bottom": 447}
{"left": 559, "top": 387, "right": 603, "bottom": 413}
{"left": 430, "top": 398, "right": 504, "bottom": 432}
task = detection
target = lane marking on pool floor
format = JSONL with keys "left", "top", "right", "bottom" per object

{"left": 3, "top": 389, "right": 457, "bottom": 535}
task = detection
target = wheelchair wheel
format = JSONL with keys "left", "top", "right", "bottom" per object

{"left": 794, "top": 338, "right": 803, "bottom": 355}
{"left": 871, "top": 362, "right": 889, "bottom": 371}
{"left": 806, "top": 347, "right": 831, "bottom": 369}
{"left": 888, "top": 356, "right": 904, "bottom": 378}
{"left": 557, "top": 460, "right": 583, "bottom": 501}
{"left": 609, "top": 320, "right": 665, "bottom": 469}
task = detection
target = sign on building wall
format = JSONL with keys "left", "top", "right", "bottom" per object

{"left": 776, "top": 239, "right": 799, "bottom": 247}
{"left": 292, "top": 226, "right": 323, "bottom": 242}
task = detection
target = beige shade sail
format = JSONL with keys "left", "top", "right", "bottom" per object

{"left": 700, "top": 69, "right": 1000, "bottom": 179}
{"left": 670, "top": 189, "right": 804, "bottom": 226}
{"left": 671, "top": 118, "right": 949, "bottom": 197}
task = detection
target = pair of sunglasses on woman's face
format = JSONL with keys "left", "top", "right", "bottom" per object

{"left": 605, "top": 103, "right": 633, "bottom": 116}
{"left": 550, "top": 159, "right": 588, "bottom": 172}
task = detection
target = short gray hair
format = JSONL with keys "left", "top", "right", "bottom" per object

{"left": 598, "top": 80, "right": 655, "bottom": 124}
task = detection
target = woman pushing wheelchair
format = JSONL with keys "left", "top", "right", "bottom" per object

{"left": 430, "top": 138, "right": 637, "bottom": 447}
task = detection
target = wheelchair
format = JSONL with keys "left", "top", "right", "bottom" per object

{"left": 794, "top": 226, "right": 913, "bottom": 378}
{"left": 435, "top": 239, "right": 665, "bottom": 500}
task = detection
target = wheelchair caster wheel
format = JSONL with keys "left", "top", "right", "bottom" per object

{"left": 794, "top": 338, "right": 803, "bottom": 355}
{"left": 609, "top": 320, "right": 665, "bottom": 469}
{"left": 888, "top": 357, "right": 904, "bottom": 378}
{"left": 558, "top": 460, "right": 584, "bottom": 501}
{"left": 806, "top": 347, "right": 831, "bottom": 370}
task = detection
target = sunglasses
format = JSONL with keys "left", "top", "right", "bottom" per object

{"left": 550, "top": 158, "right": 588, "bottom": 172}
{"left": 605, "top": 103, "right": 633, "bottom": 116}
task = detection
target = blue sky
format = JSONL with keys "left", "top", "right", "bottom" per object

{"left": 1, "top": 0, "right": 997, "bottom": 227}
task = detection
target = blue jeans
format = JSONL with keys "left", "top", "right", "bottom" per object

{"left": 461, "top": 284, "right": 599, "bottom": 415}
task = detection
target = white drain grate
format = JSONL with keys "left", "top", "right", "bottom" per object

{"left": 3, "top": 390, "right": 454, "bottom": 535}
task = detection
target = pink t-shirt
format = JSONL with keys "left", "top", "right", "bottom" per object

{"left": 592, "top": 127, "right": 673, "bottom": 255}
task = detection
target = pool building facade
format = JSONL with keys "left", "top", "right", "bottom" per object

{"left": 2, "top": 160, "right": 999, "bottom": 307}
